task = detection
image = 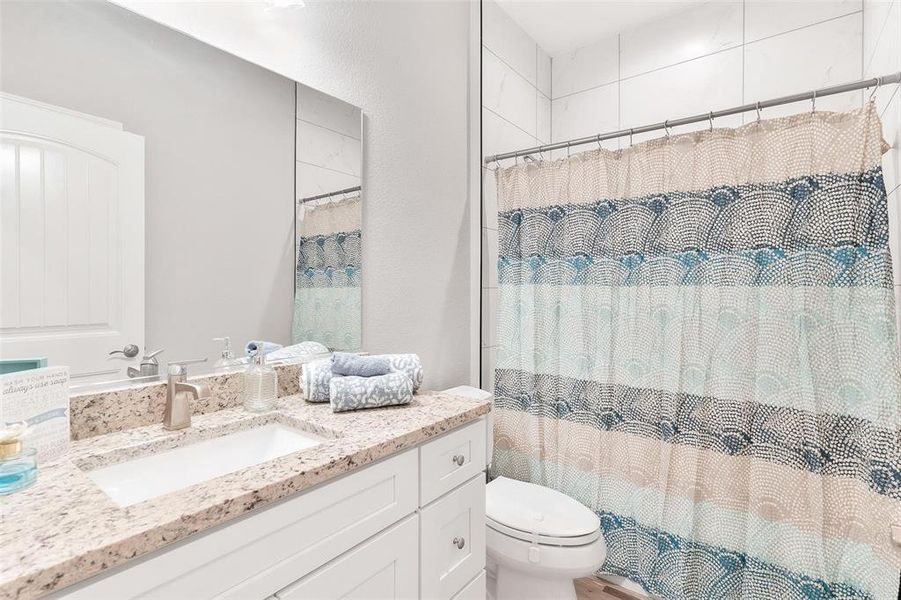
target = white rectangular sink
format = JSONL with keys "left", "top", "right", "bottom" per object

{"left": 87, "top": 424, "right": 324, "bottom": 507}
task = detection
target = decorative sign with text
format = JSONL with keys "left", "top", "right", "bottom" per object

{"left": 1, "top": 366, "right": 70, "bottom": 462}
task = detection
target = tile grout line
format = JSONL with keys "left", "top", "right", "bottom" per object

{"left": 481, "top": 106, "right": 542, "bottom": 148}
{"left": 553, "top": 9, "right": 864, "bottom": 103}
{"left": 295, "top": 159, "right": 359, "bottom": 179}
{"left": 484, "top": 45, "right": 550, "bottom": 101}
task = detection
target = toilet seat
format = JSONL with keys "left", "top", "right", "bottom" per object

{"left": 487, "top": 516, "right": 601, "bottom": 546}
{"left": 486, "top": 477, "right": 601, "bottom": 547}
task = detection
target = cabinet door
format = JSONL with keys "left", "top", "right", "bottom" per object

{"left": 420, "top": 476, "right": 486, "bottom": 600}
{"left": 276, "top": 515, "right": 418, "bottom": 600}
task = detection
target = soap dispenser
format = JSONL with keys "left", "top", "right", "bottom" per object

{"left": 244, "top": 348, "right": 278, "bottom": 412}
{"left": 213, "top": 337, "right": 240, "bottom": 370}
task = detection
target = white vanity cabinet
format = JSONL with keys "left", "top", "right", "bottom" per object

{"left": 56, "top": 417, "right": 488, "bottom": 600}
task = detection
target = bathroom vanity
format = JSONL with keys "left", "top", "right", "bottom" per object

{"left": 0, "top": 390, "right": 491, "bottom": 600}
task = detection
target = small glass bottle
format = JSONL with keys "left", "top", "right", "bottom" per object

{"left": 244, "top": 348, "right": 278, "bottom": 412}
{"left": 0, "top": 425, "right": 37, "bottom": 496}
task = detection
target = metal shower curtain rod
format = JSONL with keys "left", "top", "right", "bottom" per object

{"left": 483, "top": 71, "right": 901, "bottom": 164}
{"left": 298, "top": 185, "right": 362, "bottom": 204}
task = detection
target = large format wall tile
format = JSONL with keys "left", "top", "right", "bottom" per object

{"left": 552, "top": 35, "right": 619, "bottom": 99}
{"left": 483, "top": 0, "right": 537, "bottom": 86}
{"left": 481, "top": 227, "right": 499, "bottom": 288}
{"left": 483, "top": 48, "right": 538, "bottom": 137}
{"left": 621, "top": 48, "right": 743, "bottom": 142}
{"left": 482, "top": 107, "right": 539, "bottom": 159}
{"left": 620, "top": 2, "right": 743, "bottom": 79}
{"left": 295, "top": 162, "right": 360, "bottom": 200}
{"left": 296, "top": 84, "right": 360, "bottom": 140}
{"left": 745, "top": 0, "right": 862, "bottom": 42}
{"left": 296, "top": 120, "right": 361, "bottom": 177}
{"left": 744, "top": 14, "right": 863, "bottom": 118}
{"left": 552, "top": 82, "right": 619, "bottom": 146}
{"left": 537, "top": 47, "right": 552, "bottom": 98}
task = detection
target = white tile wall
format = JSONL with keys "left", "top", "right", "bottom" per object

{"left": 481, "top": 0, "right": 551, "bottom": 389}
{"left": 620, "top": 48, "right": 744, "bottom": 141}
{"left": 744, "top": 13, "right": 864, "bottom": 118}
{"left": 552, "top": 35, "right": 619, "bottom": 99}
{"left": 745, "top": 0, "right": 862, "bottom": 42}
{"left": 296, "top": 120, "right": 362, "bottom": 178}
{"left": 619, "top": 1, "right": 743, "bottom": 79}
{"left": 295, "top": 83, "right": 361, "bottom": 202}
{"left": 552, "top": 82, "right": 620, "bottom": 146}
{"left": 483, "top": 48, "right": 538, "bottom": 137}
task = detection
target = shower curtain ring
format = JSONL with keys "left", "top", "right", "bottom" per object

{"left": 629, "top": 128, "right": 634, "bottom": 147}
{"left": 664, "top": 120, "right": 671, "bottom": 137}
{"left": 869, "top": 77, "right": 882, "bottom": 101}
{"left": 811, "top": 90, "right": 817, "bottom": 113}
{"left": 708, "top": 111, "right": 714, "bottom": 131}
{"left": 755, "top": 101, "right": 762, "bottom": 123}
{"left": 596, "top": 134, "right": 603, "bottom": 150}
{"left": 567, "top": 141, "right": 572, "bottom": 158}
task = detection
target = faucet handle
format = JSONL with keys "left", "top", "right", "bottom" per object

{"left": 144, "top": 348, "right": 165, "bottom": 360}
{"left": 168, "top": 357, "right": 208, "bottom": 377}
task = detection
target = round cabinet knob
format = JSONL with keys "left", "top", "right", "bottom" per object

{"left": 453, "top": 537, "right": 466, "bottom": 550}
{"left": 452, "top": 454, "right": 465, "bottom": 467}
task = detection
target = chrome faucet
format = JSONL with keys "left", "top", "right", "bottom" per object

{"left": 164, "top": 359, "right": 210, "bottom": 430}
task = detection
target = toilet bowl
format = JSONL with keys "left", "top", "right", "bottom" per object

{"left": 485, "top": 476, "right": 606, "bottom": 600}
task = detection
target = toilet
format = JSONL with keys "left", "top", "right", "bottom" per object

{"left": 442, "top": 387, "right": 606, "bottom": 600}
{"left": 485, "top": 477, "right": 606, "bottom": 600}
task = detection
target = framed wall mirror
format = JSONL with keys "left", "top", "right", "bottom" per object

{"left": 0, "top": 1, "right": 363, "bottom": 387}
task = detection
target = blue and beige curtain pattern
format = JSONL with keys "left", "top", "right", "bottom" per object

{"left": 293, "top": 195, "right": 361, "bottom": 350}
{"left": 490, "top": 103, "right": 901, "bottom": 599}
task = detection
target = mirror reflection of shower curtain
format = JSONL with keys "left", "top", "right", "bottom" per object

{"left": 491, "top": 103, "right": 901, "bottom": 599}
{"left": 294, "top": 195, "right": 361, "bottom": 351}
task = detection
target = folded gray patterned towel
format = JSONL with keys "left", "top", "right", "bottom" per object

{"left": 301, "top": 358, "right": 333, "bottom": 403}
{"left": 380, "top": 354, "right": 423, "bottom": 392}
{"left": 331, "top": 352, "right": 392, "bottom": 377}
{"left": 329, "top": 371, "right": 414, "bottom": 412}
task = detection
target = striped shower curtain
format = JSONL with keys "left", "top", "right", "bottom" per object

{"left": 490, "top": 103, "right": 901, "bottom": 599}
{"left": 294, "top": 195, "right": 362, "bottom": 350}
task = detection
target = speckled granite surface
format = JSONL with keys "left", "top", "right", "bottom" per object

{"left": 69, "top": 363, "right": 304, "bottom": 440}
{"left": 0, "top": 391, "right": 490, "bottom": 599}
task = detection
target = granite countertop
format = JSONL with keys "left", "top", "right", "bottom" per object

{"left": 0, "top": 391, "right": 491, "bottom": 599}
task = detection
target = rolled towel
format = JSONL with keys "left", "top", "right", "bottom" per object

{"left": 330, "top": 371, "right": 414, "bottom": 413}
{"left": 382, "top": 354, "right": 423, "bottom": 392}
{"left": 245, "top": 340, "right": 283, "bottom": 357}
{"left": 331, "top": 352, "right": 391, "bottom": 377}
{"left": 268, "top": 341, "right": 329, "bottom": 361}
{"left": 301, "top": 358, "right": 333, "bottom": 403}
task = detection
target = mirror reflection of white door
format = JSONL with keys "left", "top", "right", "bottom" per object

{"left": 0, "top": 93, "right": 144, "bottom": 382}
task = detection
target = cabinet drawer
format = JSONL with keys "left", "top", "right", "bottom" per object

{"left": 420, "top": 475, "right": 486, "bottom": 600}
{"left": 452, "top": 571, "right": 486, "bottom": 600}
{"left": 275, "top": 515, "right": 419, "bottom": 600}
{"left": 420, "top": 419, "right": 486, "bottom": 505}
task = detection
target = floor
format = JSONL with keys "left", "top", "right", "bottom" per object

{"left": 575, "top": 577, "right": 648, "bottom": 600}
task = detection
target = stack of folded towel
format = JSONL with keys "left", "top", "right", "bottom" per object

{"left": 302, "top": 353, "right": 423, "bottom": 412}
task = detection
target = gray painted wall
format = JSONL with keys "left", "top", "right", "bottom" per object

{"left": 0, "top": 1, "right": 297, "bottom": 367}
{"left": 113, "top": 1, "right": 475, "bottom": 389}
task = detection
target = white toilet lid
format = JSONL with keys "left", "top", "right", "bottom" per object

{"left": 486, "top": 477, "right": 600, "bottom": 541}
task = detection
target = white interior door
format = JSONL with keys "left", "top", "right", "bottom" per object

{"left": 0, "top": 93, "right": 144, "bottom": 381}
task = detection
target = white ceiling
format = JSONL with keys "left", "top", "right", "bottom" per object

{"left": 496, "top": 0, "right": 706, "bottom": 56}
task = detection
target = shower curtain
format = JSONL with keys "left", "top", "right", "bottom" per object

{"left": 491, "top": 103, "right": 901, "bottom": 599}
{"left": 294, "top": 195, "right": 361, "bottom": 350}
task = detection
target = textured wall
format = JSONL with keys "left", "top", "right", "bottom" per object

{"left": 112, "top": 0, "right": 475, "bottom": 389}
